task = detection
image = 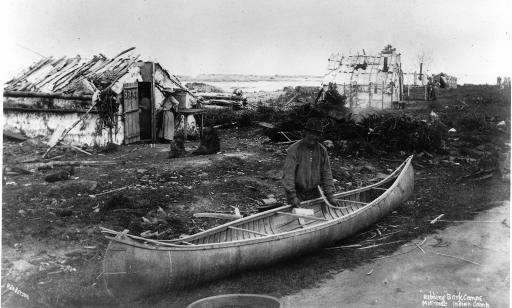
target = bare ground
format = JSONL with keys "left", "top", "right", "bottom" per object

{"left": 1, "top": 86, "right": 510, "bottom": 307}
{"left": 282, "top": 202, "right": 510, "bottom": 307}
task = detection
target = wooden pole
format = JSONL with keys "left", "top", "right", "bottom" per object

{"left": 151, "top": 62, "right": 156, "bottom": 143}
{"left": 369, "top": 82, "right": 372, "bottom": 107}
{"left": 42, "top": 70, "right": 124, "bottom": 158}
{"left": 3, "top": 90, "right": 92, "bottom": 101}
{"left": 381, "top": 80, "right": 384, "bottom": 110}
{"left": 42, "top": 100, "right": 98, "bottom": 158}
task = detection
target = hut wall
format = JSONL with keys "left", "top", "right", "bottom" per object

{"left": 323, "top": 52, "right": 402, "bottom": 113}
{"left": 3, "top": 96, "right": 92, "bottom": 110}
{"left": 3, "top": 96, "right": 123, "bottom": 146}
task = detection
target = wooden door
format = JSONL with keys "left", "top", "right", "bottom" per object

{"left": 123, "top": 82, "right": 140, "bottom": 144}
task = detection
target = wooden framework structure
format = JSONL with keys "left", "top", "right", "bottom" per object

{"left": 323, "top": 51, "right": 404, "bottom": 111}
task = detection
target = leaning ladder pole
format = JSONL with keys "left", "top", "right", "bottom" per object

{"left": 42, "top": 71, "right": 125, "bottom": 158}
{"left": 42, "top": 99, "right": 98, "bottom": 158}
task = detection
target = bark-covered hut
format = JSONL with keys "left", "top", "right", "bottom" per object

{"left": 3, "top": 47, "right": 199, "bottom": 147}
{"left": 322, "top": 47, "right": 404, "bottom": 115}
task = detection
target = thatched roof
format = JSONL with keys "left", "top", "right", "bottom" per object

{"left": 323, "top": 51, "right": 402, "bottom": 87}
{"left": 4, "top": 47, "right": 184, "bottom": 95}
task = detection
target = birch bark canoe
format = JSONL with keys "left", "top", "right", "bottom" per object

{"left": 102, "top": 155, "right": 414, "bottom": 300}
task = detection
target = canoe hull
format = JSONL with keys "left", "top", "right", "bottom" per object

{"left": 104, "top": 157, "right": 414, "bottom": 300}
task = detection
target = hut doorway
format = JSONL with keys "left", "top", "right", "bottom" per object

{"left": 138, "top": 82, "right": 153, "bottom": 141}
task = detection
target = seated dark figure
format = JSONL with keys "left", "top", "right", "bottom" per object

{"left": 193, "top": 127, "right": 220, "bottom": 155}
{"left": 169, "top": 135, "right": 186, "bottom": 158}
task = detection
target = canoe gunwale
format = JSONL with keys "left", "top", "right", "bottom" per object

{"left": 103, "top": 156, "right": 413, "bottom": 251}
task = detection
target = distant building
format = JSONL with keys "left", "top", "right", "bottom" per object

{"left": 433, "top": 73, "right": 457, "bottom": 89}
{"left": 322, "top": 48, "right": 403, "bottom": 115}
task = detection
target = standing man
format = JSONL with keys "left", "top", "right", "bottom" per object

{"left": 426, "top": 77, "right": 434, "bottom": 101}
{"left": 159, "top": 88, "right": 180, "bottom": 144}
{"left": 282, "top": 118, "right": 336, "bottom": 208}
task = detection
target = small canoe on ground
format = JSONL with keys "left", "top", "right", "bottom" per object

{"left": 102, "top": 155, "right": 414, "bottom": 300}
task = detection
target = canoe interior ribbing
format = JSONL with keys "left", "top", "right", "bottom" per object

{"left": 189, "top": 180, "right": 393, "bottom": 245}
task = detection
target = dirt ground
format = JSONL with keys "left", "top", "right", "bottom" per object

{"left": 281, "top": 202, "right": 510, "bottom": 308}
{"left": 1, "top": 85, "right": 510, "bottom": 307}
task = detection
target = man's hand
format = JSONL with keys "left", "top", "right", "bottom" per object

{"left": 290, "top": 197, "right": 301, "bottom": 208}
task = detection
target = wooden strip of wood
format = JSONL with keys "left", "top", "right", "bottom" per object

{"left": 249, "top": 221, "right": 255, "bottom": 239}
{"left": 332, "top": 207, "right": 343, "bottom": 218}
{"left": 276, "top": 212, "right": 328, "bottom": 221}
{"left": 279, "top": 220, "right": 300, "bottom": 232}
{"left": 214, "top": 232, "right": 222, "bottom": 243}
{"left": 240, "top": 223, "right": 249, "bottom": 239}
{"left": 226, "top": 228, "right": 232, "bottom": 242}
{"left": 257, "top": 217, "right": 265, "bottom": 236}
{"left": 262, "top": 216, "right": 272, "bottom": 235}
{"left": 212, "top": 231, "right": 219, "bottom": 243}
{"left": 239, "top": 224, "right": 246, "bottom": 240}
{"left": 371, "top": 187, "right": 388, "bottom": 191}
{"left": 321, "top": 202, "right": 334, "bottom": 221}
{"left": 267, "top": 216, "right": 277, "bottom": 235}
{"left": 327, "top": 204, "right": 339, "bottom": 219}
{"left": 338, "top": 199, "right": 368, "bottom": 205}
{"left": 228, "top": 226, "right": 268, "bottom": 237}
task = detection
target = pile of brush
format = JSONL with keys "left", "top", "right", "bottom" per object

{"left": 264, "top": 103, "right": 448, "bottom": 155}
{"left": 323, "top": 114, "right": 448, "bottom": 155}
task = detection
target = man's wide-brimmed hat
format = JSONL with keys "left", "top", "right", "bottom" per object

{"left": 304, "top": 118, "right": 323, "bottom": 134}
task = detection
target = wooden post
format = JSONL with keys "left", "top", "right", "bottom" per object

{"left": 183, "top": 115, "right": 188, "bottom": 140}
{"left": 151, "top": 62, "right": 156, "bottom": 143}
{"left": 368, "top": 82, "right": 372, "bottom": 108}
{"left": 201, "top": 113, "right": 204, "bottom": 138}
{"left": 381, "top": 80, "right": 385, "bottom": 110}
{"left": 349, "top": 83, "right": 352, "bottom": 108}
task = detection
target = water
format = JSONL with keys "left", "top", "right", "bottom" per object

{"left": 199, "top": 79, "right": 323, "bottom": 92}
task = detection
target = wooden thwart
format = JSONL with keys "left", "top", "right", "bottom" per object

{"left": 228, "top": 226, "right": 268, "bottom": 236}
{"left": 277, "top": 211, "right": 328, "bottom": 221}
{"left": 337, "top": 199, "right": 368, "bottom": 205}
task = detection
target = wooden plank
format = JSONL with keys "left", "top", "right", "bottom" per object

{"left": 123, "top": 83, "right": 140, "bottom": 143}
{"left": 263, "top": 217, "right": 273, "bottom": 235}
{"left": 151, "top": 62, "right": 156, "bottom": 142}
{"left": 251, "top": 220, "right": 258, "bottom": 238}
{"left": 3, "top": 90, "right": 92, "bottom": 100}
{"left": 276, "top": 212, "right": 328, "bottom": 221}
{"left": 257, "top": 217, "right": 264, "bottom": 236}
{"left": 193, "top": 213, "right": 242, "bottom": 220}
{"left": 228, "top": 226, "right": 268, "bottom": 237}
{"left": 371, "top": 187, "right": 388, "bottom": 191}
{"left": 336, "top": 197, "right": 368, "bottom": 205}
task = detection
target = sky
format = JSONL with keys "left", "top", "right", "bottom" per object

{"left": 1, "top": 0, "right": 511, "bottom": 84}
